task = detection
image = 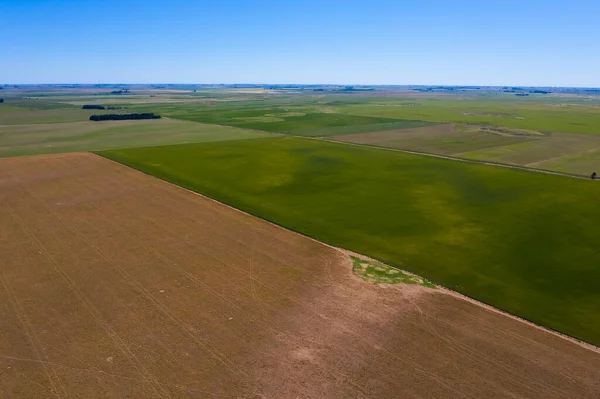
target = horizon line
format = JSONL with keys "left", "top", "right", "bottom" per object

{"left": 3, "top": 83, "right": 600, "bottom": 90}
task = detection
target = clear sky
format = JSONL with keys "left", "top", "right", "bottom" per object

{"left": 1, "top": 0, "right": 599, "bottom": 86}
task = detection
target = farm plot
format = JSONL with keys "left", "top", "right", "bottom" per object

{"left": 1, "top": 153, "right": 599, "bottom": 398}
{"left": 458, "top": 131, "right": 600, "bottom": 175}
{"left": 331, "top": 123, "right": 537, "bottom": 154}
{"left": 0, "top": 100, "right": 127, "bottom": 125}
{"left": 331, "top": 124, "right": 600, "bottom": 176}
{"left": 0, "top": 118, "right": 272, "bottom": 158}
{"left": 100, "top": 137, "right": 600, "bottom": 346}
{"left": 339, "top": 97, "right": 600, "bottom": 134}
{"left": 139, "top": 100, "right": 433, "bottom": 137}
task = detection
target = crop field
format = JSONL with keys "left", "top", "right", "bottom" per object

{"left": 331, "top": 124, "right": 537, "bottom": 154}
{"left": 3, "top": 90, "right": 600, "bottom": 175}
{"left": 458, "top": 131, "right": 600, "bottom": 175}
{"left": 331, "top": 124, "right": 600, "bottom": 175}
{"left": 0, "top": 100, "right": 130, "bottom": 125}
{"left": 109, "top": 92, "right": 600, "bottom": 175}
{"left": 1, "top": 153, "right": 599, "bottom": 398}
{"left": 99, "top": 136, "right": 600, "bottom": 346}
{"left": 337, "top": 95, "right": 600, "bottom": 134}
{"left": 137, "top": 102, "right": 432, "bottom": 136}
{"left": 2, "top": 87, "right": 600, "bottom": 396}
{"left": 0, "top": 118, "right": 272, "bottom": 158}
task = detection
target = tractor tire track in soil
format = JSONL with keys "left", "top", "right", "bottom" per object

{"left": 1, "top": 152, "right": 600, "bottom": 398}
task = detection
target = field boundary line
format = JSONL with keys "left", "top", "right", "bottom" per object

{"left": 91, "top": 152, "right": 600, "bottom": 355}
{"left": 525, "top": 146, "right": 600, "bottom": 167}
{"left": 313, "top": 136, "right": 593, "bottom": 179}
{"left": 57, "top": 156, "right": 465, "bottom": 393}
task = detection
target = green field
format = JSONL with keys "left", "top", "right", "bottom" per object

{"left": 338, "top": 96, "right": 600, "bottom": 134}
{"left": 458, "top": 131, "right": 600, "bottom": 175}
{"left": 4, "top": 92, "right": 600, "bottom": 176}
{"left": 99, "top": 136, "right": 600, "bottom": 346}
{"left": 0, "top": 118, "right": 272, "bottom": 158}
{"left": 331, "top": 124, "right": 600, "bottom": 176}
{"left": 0, "top": 98, "right": 132, "bottom": 124}
{"left": 134, "top": 102, "right": 434, "bottom": 136}
{"left": 124, "top": 93, "right": 600, "bottom": 176}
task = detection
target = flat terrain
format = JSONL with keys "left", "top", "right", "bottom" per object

{"left": 3, "top": 92, "right": 600, "bottom": 176}
{"left": 458, "top": 131, "right": 600, "bottom": 175}
{"left": 1, "top": 153, "right": 599, "bottom": 398}
{"left": 338, "top": 96, "right": 600, "bottom": 134}
{"left": 331, "top": 124, "right": 536, "bottom": 154}
{"left": 0, "top": 118, "right": 271, "bottom": 158}
{"left": 0, "top": 100, "right": 127, "bottom": 125}
{"left": 100, "top": 137, "right": 600, "bottom": 346}
{"left": 332, "top": 124, "right": 600, "bottom": 176}
{"left": 149, "top": 104, "right": 424, "bottom": 136}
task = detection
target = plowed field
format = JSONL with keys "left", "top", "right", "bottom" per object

{"left": 1, "top": 153, "right": 599, "bottom": 398}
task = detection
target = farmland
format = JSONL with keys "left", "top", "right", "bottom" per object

{"left": 118, "top": 91, "right": 600, "bottom": 176}
{"left": 2, "top": 85, "right": 600, "bottom": 396}
{"left": 337, "top": 95, "right": 600, "bottom": 134}
{"left": 331, "top": 124, "right": 600, "bottom": 176}
{"left": 0, "top": 99, "right": 128, "bottom": 125}
{"left": 100, "top": 136, "right": 600, "bottom": 346}
{"left": 0, "top": 115, "right": 271, "bottom": 158}
{"left": 1, "top": 153, "right": 599, "bottom": 398}
{"left": 3, "top": 89, "right": 600, "bottom": 175}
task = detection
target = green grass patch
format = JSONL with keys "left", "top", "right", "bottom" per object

{"left": 351, "top": 256, "right": 435, "bottom": 287}
{"left": 98, "top": 136, "right": 600, "bottom": 346}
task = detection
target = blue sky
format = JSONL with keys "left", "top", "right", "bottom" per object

{"left": 1, "top": 0, "right": 599, "bottom": 86}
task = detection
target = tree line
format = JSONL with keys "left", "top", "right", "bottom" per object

{"left": 82, "top": 104, "right": 105, "bottom": 110}
{"left": 89, "top": 113, "right": 161, "bottom": 121}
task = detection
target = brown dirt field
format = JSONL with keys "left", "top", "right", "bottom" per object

{"left": 1, "top": 153, "right": 600, "bottom": 398}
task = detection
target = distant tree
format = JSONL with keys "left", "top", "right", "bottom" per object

{"left": 0, "top": 98, "right": 4, "bottom": 103}
{"left": 82, "top": 104, "right": 105, "bottom": 110}
{"left": 591, "top": 172, "right": 597, "bottom": 180}
{"left": 89, "top": 113, "right": 161, "bottom": 121}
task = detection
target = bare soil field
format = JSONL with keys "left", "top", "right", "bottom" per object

{"left": 1, "top": 153, "right": 599, "bottom": 398}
